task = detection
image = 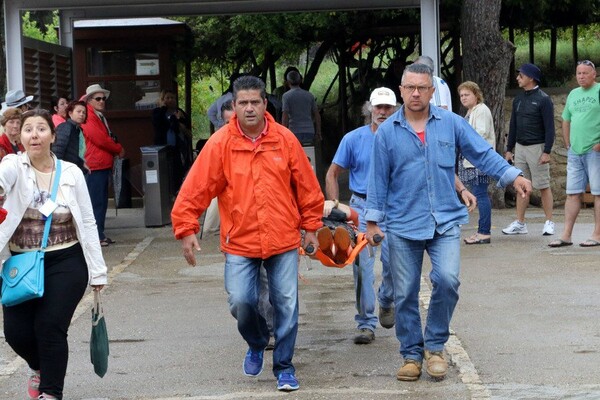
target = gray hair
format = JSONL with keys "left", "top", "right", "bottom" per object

{"left": 402, "top": 63, "right": 434, "bottom": 85}
{"left": 232, "top": 75, "right": 266, "bottom": 100}
{"left": 414, "top": 55, "right": 434, "bottom": 70}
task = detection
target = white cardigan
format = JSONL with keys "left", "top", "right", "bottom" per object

{"left": 0, "top": 153, "right": 107, "bottom": 285}
{"left": 463, "top": 102, "right": 496, "bottom": 169}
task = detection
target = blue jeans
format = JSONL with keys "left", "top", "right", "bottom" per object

{"left": 224, "top": 249, "right": 298, "bottom": 376}
{"left": 387, "top": 225, "right": 461, "bottom": 361}
{"left": 469, "top": 181, "right": 491, "bottom": 235}
{"left": 350, "top": 194, "right": 394, "bottom": 331}
{"left": 86, "top": 169, "right": 111, "bottom": 241}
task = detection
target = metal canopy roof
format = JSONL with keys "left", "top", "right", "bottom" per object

{"left": 4, "top": 0, "right": 439, "bottom": 89}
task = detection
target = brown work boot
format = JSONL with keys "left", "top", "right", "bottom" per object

{"left": 333, "top": 226, "right": 352, "bottom": 264}
{"left": 396, "top": 359, "right": 422, "bottom": 381}
{"left": 424, "top": 350, "right": 448, "bottom": 379}
{"left": 316, "top": 227, "right": 334, "bottom": 258}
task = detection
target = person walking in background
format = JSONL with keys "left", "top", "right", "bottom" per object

{"left": 458, "top": 81, "right": 496, "bottom": 245}
{"left": 0, "top": 108, "right": 25, "bottom": 159}
{"left": 50, "top": 95, "right": 69, "bottom": 128}
{"left": 365, "top": 63, "right": 531, "bottom": 382}
{"left": 171, "top": 75, "right": 323, "bottom": 392}
{"left": 152, "top": 89, "right": 193, "bottom": 192}
{"left": 1, "top": 89, "right": 34, "bottom": 115}
{"left": 549, "top": 60, "right": 600, "bottom": 248}
{"left": 0, "top": 109, "right": 107, "bottom": 400}
{"left": 207, "top": 73, "right": 240, "bottom": 133}
{"left": 414, "top": 55, "right": 452, "bottom": 111}
{"left": 325, "top": 87, "right": 398, "bottom": 344}
{"left": 281, "top": 71, "right": 321, "bottom": 144}
{"left": 53, "top": 100, "right": 88, "bottom": 174}
{"left": 503, "top": 63, "right": 556, "bottom": 236}
{"left": 80, "top": 84, "right": 125, "bottom": 247}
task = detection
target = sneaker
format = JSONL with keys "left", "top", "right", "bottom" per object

{"left": 27, "top": 368, "right": 40, "bottom": 400}
{"left": 38, "top": 394, "right": 57, "bottom": 399}
{"left": 502, "top": 220, "right": 528, "bottom": 235}
{"left": 242, "top": 348, "right": 264, "bottom": 376}
{"left": 424, "top": 350, "right": 448, "bottom": 379}
{"left": 379, "top": 306, "right": 395, "bottom": 329}
{"left": 277, "top": 372, "right": 299, "bottom": 391}
{"left": 396, "top": 359, "right": 422, "bottom": 381}
{"left": 353, "top": 328, "right": 375, "bottom": 344}
{"left": 543, "top": 220, "right": 555, "bottom": 236}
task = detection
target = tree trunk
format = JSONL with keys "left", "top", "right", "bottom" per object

{"left": 528, "top": 21, "right": 535, "bottom": 64}
{"left": 550, "top": 27, "right": 557, "bottom": 69}
{"left": 572, "top": 24, "right": 579, "bottom": 63}
{"left": 0, "top": 0, "right": 6, "bottom": 94}
{"left": 461, "top": 0, "right": 515, "bottom": 207}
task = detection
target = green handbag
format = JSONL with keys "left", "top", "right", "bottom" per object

{"left": 90, "top": 290, "right": 109, "bottom": 378}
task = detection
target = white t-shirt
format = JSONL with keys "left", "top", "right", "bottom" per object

{"left": 431, "top": 76, "right": 452, "bottom": 110}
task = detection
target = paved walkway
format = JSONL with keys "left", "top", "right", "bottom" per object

{"left": 1, "top": 206, "right": 600, "bottom": 399}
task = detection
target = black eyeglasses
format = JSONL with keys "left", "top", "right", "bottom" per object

{"left": 577, "top": 60, "right": 596, "bottom": 69}
{"left": 93, "top": 97, "right": 107, "bottom": 102}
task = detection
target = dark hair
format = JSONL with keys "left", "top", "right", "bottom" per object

{"left": 50, "top": 95, "right": 69, "bottom": 115}
{"left": 286, "top": 70, "right": 302, "bottom": 86}
{"left": 21, "top": 109, "right": 56, "bottom": 135}
{"left": 282, "top": 66, "right": 299, "bottom": 82}
{"left": 66, "top": 100, "right": 88, "bottom": 123}
{"left": 220, "top": 99, "right": 233, "bottom": 114}
{"left": 233, "top": 75, "right": 266, "bottom": 100}
{"left": 402, "top": 63, "right": 434, "bottom": 84}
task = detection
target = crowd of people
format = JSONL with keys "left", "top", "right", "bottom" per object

{"left": 0, "top": 56, "right": 597, "bottom": 398}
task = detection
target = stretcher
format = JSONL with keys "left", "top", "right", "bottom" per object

{"left": 301, "top": 232, "right": 370, "bottom": 268}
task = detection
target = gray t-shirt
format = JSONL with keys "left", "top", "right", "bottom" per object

{"left": 282, "top": 87, "right": 317, "bottom": 136}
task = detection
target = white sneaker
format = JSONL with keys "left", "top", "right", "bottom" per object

{"left": 502, "top": 220, "right": 528, "bottom": 235}
{"left": 543, "top": 220, "right": 555, "bottom": 235}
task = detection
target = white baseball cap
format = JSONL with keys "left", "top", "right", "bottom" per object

{"left": 369, "top": 87, "right": 396, "bottom": 106}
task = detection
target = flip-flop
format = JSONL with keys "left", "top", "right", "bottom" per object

{"left": 579, "top": 239, "right": 600, "bottom": 247}
{"left": 464, "top": 234, "right": 491, "bottom": 245}
{"left": 548, "top": 239, "right": 573, "bottom": 248}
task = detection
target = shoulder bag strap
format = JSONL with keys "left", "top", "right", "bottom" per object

{"left": 40, "top": 160, "right": 62, "bottom": 250}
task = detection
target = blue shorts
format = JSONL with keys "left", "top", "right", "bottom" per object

{"left": 566, "top": 149, "right": 600, "bottom": 195}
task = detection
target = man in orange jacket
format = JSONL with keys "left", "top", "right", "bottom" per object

{"left": 172, "top": 75, "right": 323, "bottom": 392}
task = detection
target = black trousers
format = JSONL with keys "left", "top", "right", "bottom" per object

{"left": 2, "top": 243, "right": 88, "bottom": 399}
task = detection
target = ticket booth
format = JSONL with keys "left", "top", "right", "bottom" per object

{"left": 73, "top": 18, "right": 192, "bottom": 199}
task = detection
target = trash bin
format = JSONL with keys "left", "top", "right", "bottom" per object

{"left": 141, "top": 145, "right": 172, "bottom": 227}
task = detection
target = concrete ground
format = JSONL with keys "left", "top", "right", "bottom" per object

{"left": 1, "top": 205, "right": 600, "bottom": 399}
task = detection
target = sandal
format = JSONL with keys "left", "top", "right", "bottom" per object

{"left": 464, "top": 233, "right": 491, "bottom": 245}
{"left": 100, "top": 239, "right": 110, "bottom": 247}
{"left": 103, "top": 237, "right": 116, "bottom": 244}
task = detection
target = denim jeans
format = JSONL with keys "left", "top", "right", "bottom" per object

{"left": 350, "top": 194, "right": 395, "bottom": 331}
{"left": 224, "top": 249, "right": 298, "bottom": 376}
{"left": 468, "top": 180, "right": 491, "bottom": 235}
{"left": 387, "top": 225, "right": 461, "bottom": 361}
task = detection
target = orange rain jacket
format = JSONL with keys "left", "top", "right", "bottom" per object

{"left": 171, "top": 112, "right": 324, "bottom": 259}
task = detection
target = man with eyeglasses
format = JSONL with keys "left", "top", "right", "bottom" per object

{"left": 549, "top": 60, "right": 600, "bottom": 248}
{"left": 503, "top": 63, "right": 556, "bottom": 236}
{"left": 365, "top": 63, "right": 531, "bottom": 382}
{"left": 80, "top": 84, "right": 125, "bottom": 248}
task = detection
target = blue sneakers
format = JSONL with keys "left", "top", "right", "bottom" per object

{"left": 242, "top": 348, "right": 264, "bottom": 376}
{"left": 277, "top": 372, "right": 299, "bottom": 391}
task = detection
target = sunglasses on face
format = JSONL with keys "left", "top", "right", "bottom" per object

{"left": 577, "top": 60, "right": 596, "bottom": 69}
{"left": 93, "top": 97, "right": 107, "bottom": 102}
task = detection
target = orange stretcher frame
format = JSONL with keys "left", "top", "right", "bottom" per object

{"left": 300, "top": 232, "right": 369, "bottom": 268}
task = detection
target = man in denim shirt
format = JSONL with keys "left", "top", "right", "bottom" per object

{"left": 365, "top": 63, "right": 531, "bottom": 382}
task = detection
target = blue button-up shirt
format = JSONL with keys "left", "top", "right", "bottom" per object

{"left": 365, "top": 105, "right": 522, "bottom": 240}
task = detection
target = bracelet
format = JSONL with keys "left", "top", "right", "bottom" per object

{"left": 459, "top": 188, "right": 467, "bottom": 194}
{"left": 333, "top": 199, "right": 339, "bottom": 209}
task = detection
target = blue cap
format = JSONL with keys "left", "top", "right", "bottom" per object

{"left": 518, "top": 63, "right": 542, "bottom": 83}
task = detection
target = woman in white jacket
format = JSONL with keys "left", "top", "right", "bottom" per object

{"left": 0, "top": 109, "right": 107, "bottom": 400}
{"left": 458, "top": 81, "right": 496, "bottom": 245}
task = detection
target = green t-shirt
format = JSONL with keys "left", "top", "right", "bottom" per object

{"left": 562, "top": 83, "right": 600, "bottom": 155}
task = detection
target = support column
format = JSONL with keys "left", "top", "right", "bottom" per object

{"left": 4, "top": 1, "right": 24, "bottom": 90}
{"left": 420, "top": 0, "right": 441, "bottom": 74}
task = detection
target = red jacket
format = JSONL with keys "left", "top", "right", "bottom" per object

{"left": 0, "top": 133, "right": 24, "bottom": 159}
{"left": 80, "top": 105, "right": 122, "bottom": 171}
{"left": 172, "top": 112, "right": 324, "bottom": 258}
